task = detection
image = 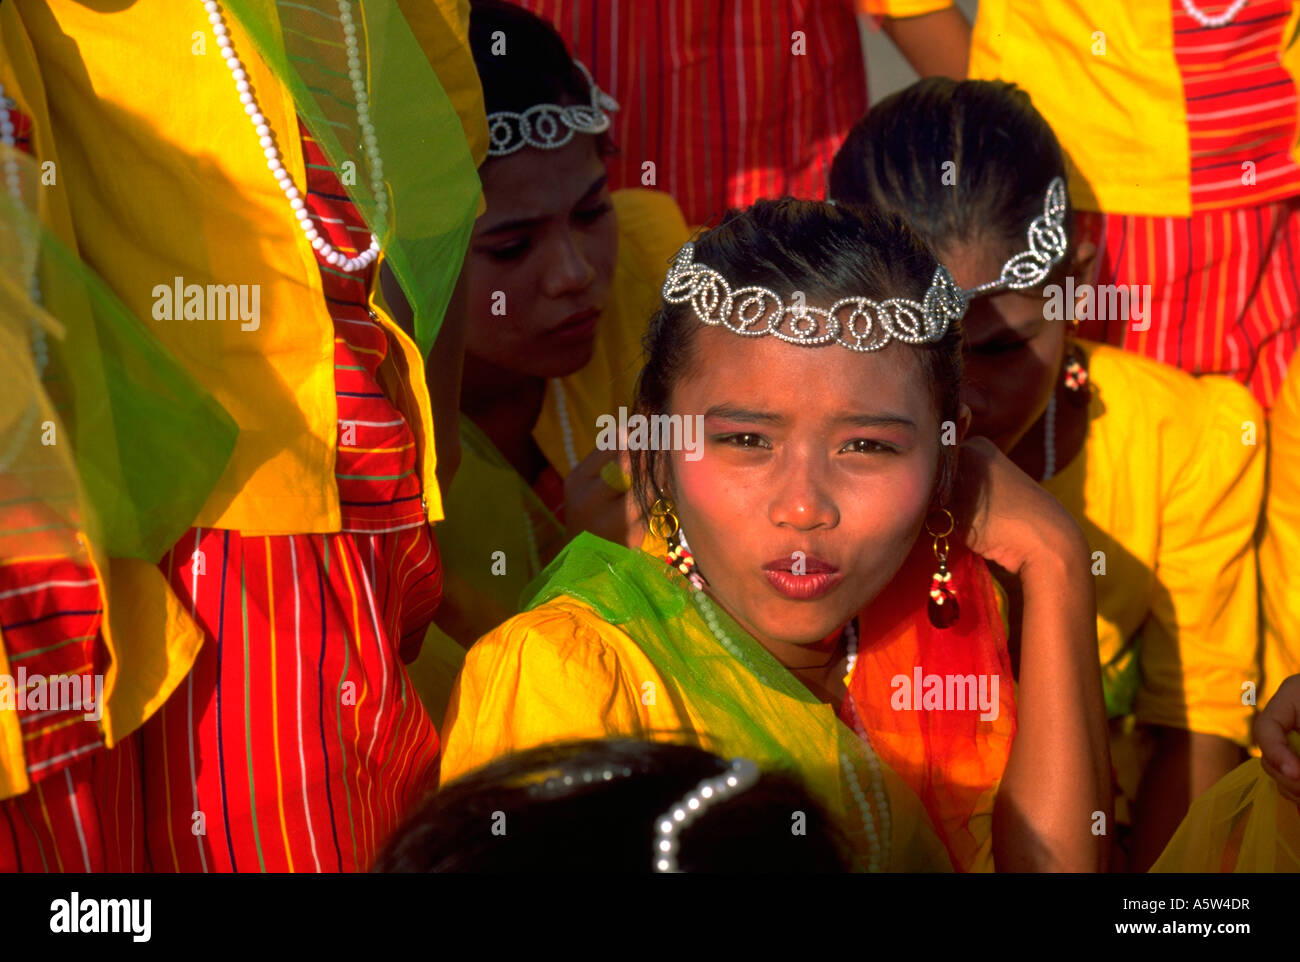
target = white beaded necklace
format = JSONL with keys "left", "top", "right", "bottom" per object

{"left": 203, "top": 0, "right": 384, "bottom": 273}
{"left": 842, "top": 620, "right": 891, "bottom": 871}
{"left": 1042, "top": 391, "right": 1057, "bottom": 482}
{"left": 550, "top": 378, "right": 580, "bottom": 471}
{"left": 1179, "top": 0, "right": 1249, "bottom": 28}
{"left": 690, "top": 586, "right": 890, "bottom": 871}
{"left": 0, "top": 85, "right": 48, "bottom": 375}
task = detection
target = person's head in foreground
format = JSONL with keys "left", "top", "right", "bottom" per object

{"left": 829, "top": 77, "right": 1084, "bottom": 457}
{"left": 465, "top": 0, "right": 619, "bottom": 385}
{"left": 373, "top": 739, "right": 850, "bottom": 872}
{"left": 630, "top": 198, "right": 966, "bottom": 658}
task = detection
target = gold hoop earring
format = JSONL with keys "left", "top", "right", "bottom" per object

{"left": 648, "top": 495, "right": 680, "bottom": 541}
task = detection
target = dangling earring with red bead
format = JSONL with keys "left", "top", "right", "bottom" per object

{"left": 926, "top": 507, "right": 959, "bottom": 629}
{"left": 651, "top": 494, "right": 705, "bottom": 589}
{"left": 1062, "top": 341, "right": 1091, "bottom": 408}
{"left": 666, "top": 533, "right": 705, "bottom": 590}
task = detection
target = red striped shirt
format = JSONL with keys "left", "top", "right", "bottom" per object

{"left": 514, "top": 0, "right": 868, "bottom": 224}
{"left": 1173, "top": 0, "right": 1300, "bottom": 210}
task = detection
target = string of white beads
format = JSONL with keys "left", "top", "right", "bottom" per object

{"left": 0, "top": 84, "right": 48, "bottom": 375}
{"left": 653, "top": 758, "right": 761, "bottom": 872}
{"left": 842, "top": 619, "right": 892, "bottom": 871}
{"left": 550, "top": 378, "right": 580, "bottom": 471}
{"left": 1179, "top": 0, "right": 1249, "bottom": 28}
{"left": 1042, "top": 391, "right": 1057, "bottom": 481}
{"left": 691, "top": 584, "right": 888, "bottom": 871}
{"left": 203, "top": 0, "right": 382, "bottom": 273}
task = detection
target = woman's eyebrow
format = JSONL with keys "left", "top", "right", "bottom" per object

{"left": 574, "top": 173, "right": 609, "bottom": 206}
{"left": 704, "top": 404, "right": 783, "bottom": 424}
{"left": 477, "top": 175, "right": 610, "bottom": 237}
{"left": 478, "top": 214, "right": 547, "bottom": 237}
{"left": 835, "top": 412, "right": 916, "bottom": 429}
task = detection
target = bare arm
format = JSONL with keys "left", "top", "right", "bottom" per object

{"left": 958, "top": 437, "right": 1111, "bottom": 871}
{"left": 994, "top": 528, "right": 1112, "bottom": 871}
{"left": 879, "top": 7, "right": 972, "bottom": 80}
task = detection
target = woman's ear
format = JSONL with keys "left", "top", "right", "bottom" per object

{"left": 1071, "top": 238, "right": 1098, "bottom": 288}
{"left": 957, "top": 402, "right": 973, "bottom": 443}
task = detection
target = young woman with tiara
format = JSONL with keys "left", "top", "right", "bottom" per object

{"left": 440, "top": 199, "right": 1112, "bottom": 872}
{"left": 427, "top": 0, "right": 690, "bottom": 651}
{"left": 830, "top": 77, "right": 1267, "bottom": 871}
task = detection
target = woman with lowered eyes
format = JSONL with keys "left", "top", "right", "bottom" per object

{"left": 425, "top": 0, "right": 691, "bottom": 657}
{"left": 439, "top": 198, "right": 1112, "bottom": 872}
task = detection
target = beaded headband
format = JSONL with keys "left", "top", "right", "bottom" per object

{"left": 653, "top": 758, "right": 762, "bottom": 873}
{"left": 963, "top": 177, "right": 1069, "bottom": 297}
{"left": 524, "top": 753, "right": 762, "bottom": 872}
{"left": 486, "top": 60, "right": 619, "bottom": 157}
{"left": 661, "top": 242, "right": 966, "bottom": 350}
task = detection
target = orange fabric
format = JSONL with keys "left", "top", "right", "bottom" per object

{"left": 846, "top": 536, "right": 1018, "bottom": 872}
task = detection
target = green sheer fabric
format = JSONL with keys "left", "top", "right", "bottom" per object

{"left": 433, "top": 415, "right": 569, "bottom": 644}
{"left": 223, "top": 0, "right": 481, "bottom": 354}
{"left": 1102, "top": 642, "right": 1141, "bottom": 719}
{"left": 520, "top": 531, "right": 954, "bottom": 872}
{"left": 0, "top": 145, "right": 236, "bottom": 563}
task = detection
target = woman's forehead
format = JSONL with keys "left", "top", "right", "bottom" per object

{"left": 675, "top": 326, "right": 932, "bottom": 415}
{"left": 476, "top": 138, "right": 606, "bottom": 226}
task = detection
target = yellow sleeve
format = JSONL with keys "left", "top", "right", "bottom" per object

{"left": 1262, "top": 358, "right": 1300, "bottom": 705}
{"left": 439, "top": 599, "right": 679, "bottom": 783}
{"left": 858, "top": 0, "right": 955, "bottom": 16}
{"left": 1134, "top": 378, "right": 1264, "bottom": 747}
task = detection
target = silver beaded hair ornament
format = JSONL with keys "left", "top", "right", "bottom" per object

{"left": 662, "top": 240, "right": 968, "bottom": 351}
{"left": 523, "top": 753, "right": 763, "bottom": 872}
{"left": 486, "top": 59, "right": 619, "bottom": 157}
{"left": 653, "top": 758, "right": 762, "bottom": 873}
{"left": 963, "top": 176, "right": 1069, "bottom": 298}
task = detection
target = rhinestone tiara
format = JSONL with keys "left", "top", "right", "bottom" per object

{"left": 661, "top": 243, "right": 967, "bottom": 351}
{"left": 963, "top": 177, "right": 1069, "bottom": 297}
{"left": 486, "top": 60, "right": 619, "bottom": 157}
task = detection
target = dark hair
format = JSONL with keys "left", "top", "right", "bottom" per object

{"left": 631, "top": 198, "right": 964, "bottom": 520}
{"left": 468, "top": 0, "right": 615, "bottom": 158}
{"left": 829, "top": 77, "right": 1073, "bottom": 281}
{"left": 371, "top": 738, "right": 850, "bottom": 872}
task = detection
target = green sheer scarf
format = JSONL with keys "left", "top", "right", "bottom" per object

{"left": 433, "top": 415, "right": 568, "bottom": 644}
{"left": 0, "top": 145, "right": 236, "bottom": 563}
{"left": 520, "top": 531, "right": 954, "bottom": 872}
{"left": 223, "top": 0, "right": 481, "bottom": 355}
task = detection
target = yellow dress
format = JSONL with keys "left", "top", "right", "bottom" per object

{"left": 1260, "top": 355, "right": 1300, "bottom": 706}
{"left": 1152, "top": 751, "right": 1300, "bottom": 872}
{"left": 861, "top": 0, "right": 1300, "bottom": 216}
{"left": 0, "top": 4, "right": 211, "bottom": 789}
{"left": 1041, "top": 341, "right": 1264, "bottom": 817}
{"left": 440, "top": 533, "right": 954, "bottom": 872}
{"left": 25, "top": 0, "right": 486, "bottom": 533}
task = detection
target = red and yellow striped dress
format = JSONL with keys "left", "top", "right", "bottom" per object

{"left": 0, "top": 94, "right": 146, "bottom": 873}
{"left": 134, "top": 122, "right": 444, "bottom": 873}
{"left": 3, "top": 103, "right": 445, "bottom": 872}
{"left": 1078, "top": 0, "right": 1300, "bottom": 407}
